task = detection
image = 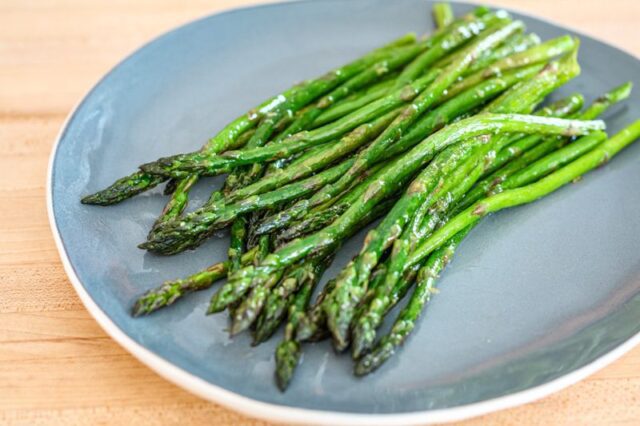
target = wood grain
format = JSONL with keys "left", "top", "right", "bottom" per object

{"left": 1, "top": 1, "right": 638, "bottom": 425}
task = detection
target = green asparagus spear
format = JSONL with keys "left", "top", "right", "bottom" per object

{"left": 81, "top": 33, "right": 416, "bottom": 205}
{"left": 325, "top": 52, "right": 581, "bottom": 349}
{"left": 142, "top": 158, "right": 356, "bottom": 255}
{"left": 224, "top": 108, "right": 401, "bottom": 202}
{"left": 459, "top": 82, "right": 632, "bottom": 209}
{"left": 404, "top": 120, "right": 639, "bottom": 273}
{"left": 354, "top": 227, "right": 470, "bottom": 375}
{"left": 254, "top": 62, "right": 544, "bottom": 236}
{"left": 312, "top": 78, "right": 396, "bottom": 127}
{"left": 443, "top": 35, "right": 577, "bottom": 101}
{"left": 207, "top": 114, "right": 604, "bottom": 312}
{"left": 432, "top": 3, "right": 454, "bottom": 29}
{"left": 141, "top": 20, "right": 519, "bottom": 180}
{"left": 132, "top": 246, "right": 258, "bottom": 316}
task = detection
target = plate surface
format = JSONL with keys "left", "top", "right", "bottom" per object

{"left": 48, "top": 0, "right": 640, "bottom": 424}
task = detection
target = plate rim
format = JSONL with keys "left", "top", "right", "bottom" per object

{"left": 46, "top": 0, "right": 640, "bottom": 424}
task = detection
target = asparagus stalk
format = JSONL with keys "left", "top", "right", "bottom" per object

{"left": 325, "top": 52, "right": 581, "bottom": 349}
{"left": 142, "top": 158, "right": 357, "bottom": 254}
{"left": 283, "top": 21, "right": 524, "bottom": 205}
{"left": 394, "top": 10, "right": 508, "bottom": 87}
{"left": 132, "top": 246, "right": 258, "bottom": 316}
{"left": 224, "top": 108, "right": 401, "bottom": 202}
{"left": 207, "top": 114, "right": 604, "bottom": 312}
{"left": 404, "top": 120, "right": 638, "bottom": 274}
{"left": 459, "top": 82, "right": 632, "bottom": 209}
{"left": 253, "top": 258, "right": 329, "bottom": 344}
{"left": 432, "top": 3, "right": 454, "bottom": 29}
{"left": 81, "top": 33, "right": 416, "bottom": 205}
{"left": 443, "top": 35, "right": 577, "bottom": 101}
{"left": 312, "top": 78, "right": 396, "bottom": 127}
{"left": 357, "top": 118, "right": 637, "bottom": 370}
{"left": 254, "top": 62, "right": 543, "bottom": 236}
{"left": 141, "top": 20, "right": 520, "bottom": 180}
{"left": 354, "top": 227, "right": 470, "bottom": 375}
{"left": 274, "top": 269, "right": 324, "bottom": 391}
{"left": 294, "top": 278, "right": 337, "bottom": 342}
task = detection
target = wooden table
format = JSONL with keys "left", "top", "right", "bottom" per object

{"left": 1, "top": 0, "right": 639, "bottom": 424}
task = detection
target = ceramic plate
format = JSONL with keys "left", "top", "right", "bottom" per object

{"left": 48, "top": 0, "right": 640, "bottom": 424}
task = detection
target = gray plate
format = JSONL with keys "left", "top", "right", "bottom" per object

{"left": 48, "top": 0, "right": 640, "bottom": 424}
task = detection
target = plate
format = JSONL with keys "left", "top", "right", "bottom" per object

{"left": 47, "top": 0, "right": 640, "bottom": 424}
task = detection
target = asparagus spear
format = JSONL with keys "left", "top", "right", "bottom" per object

{"left": 294, "top": 278, "right": 337, "bottom": 342}
{"left": 229, "top": 180, "right": 402, "bottom": 335}
{"left": 276, "top": 198, "right": 398, "bottom": 246}
{"left": 433, "top": 3, "right": 454, "bottom": 29}
{"left": 312, "top": 78, "right": 396, "bottom": 127}
{"left": 227, "top": 216, "right": 248, "bottom": 273}
{"left": 354, "top": 227, "right": 470, "bottom": 375}
{"left": 132, "top": 246, "right": 258, "bottom": 316}
{"left": 81, "top": 33, "right": 416, "bottom": 205}
{"left": 357, "top": 118, "right": 637, "bottom": 370}
{"left": 142, "top": 158, "right": 356, "bottom": 254}
{"left": 325, "top": 52, "right": 581, "bottom": 349}
{"left": 459, "top": 82, "right": 632, "bottom": 209}
{"left": 224, "top": 108, "right": 401, "bottom": 202}
{"left": 207, "top": 114, "right": 604, "bottom": 312}
{"left": 254, "top": 62, "right": 544, "bottom": 236}
{"left": 253, "top": 258, "right": 330, "bottom": 344}
{"left": 274, "top": 269, "right": 324, "bottom": 391}
{"left": 141, "top": 20, "right": 520, "bottom": 180}
{"left": 394, "top": 10, "right": 508, "bottom": 87}
{"left": 443, "top": 35, "right": 577, "bottom": 101}
{"left": 404, "top": 120, "right": 638, "bottom": 274}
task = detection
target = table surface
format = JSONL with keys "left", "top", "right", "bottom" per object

{"left": 1, "top": 0, "right": 639, "bottom": 424}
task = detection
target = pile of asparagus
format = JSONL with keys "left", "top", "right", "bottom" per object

{"left": 82, "top": 3, "right": 640, "bottom": 390}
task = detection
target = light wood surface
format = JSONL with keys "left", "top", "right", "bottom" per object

{"left": 1, "top": 0, "right": 639, "bottom": 424}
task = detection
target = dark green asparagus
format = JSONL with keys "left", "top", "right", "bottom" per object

{"left": 355, "top": 227, "right": 471, "bottom": 375}
{"left": 207, "top": 114, "right": 604, "bottom": 313}
{"left": 132, "top": 247, "right": 258, "bottom": 316}
{"left": 254, "top": 62, "right": 544, "bottom": 236}
{"left": 325, "top": 51, "right": 581, "bottom": 349}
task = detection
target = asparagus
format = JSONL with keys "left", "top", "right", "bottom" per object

{"left": 141, "top": 20, "right": 519, "bottom": 180}
{"left": 269, "top": 40, "right": 435, "bottom": 142}
{"left": 132, "top": 246, "right": 258, "bottom": 316}
{"left": 443, "top": 35, "right": 577, "bottom": 101}
{"left": 394, "top": 10, "right": 507, "bottom": 87}
{"left": 276, "top": 197, "right": 398, "bottom": 246}
{"left": 207, "top": 114, "right": 604, "bottom": 312}
{"left": 224, "top": 108, "right": 401, "bottom": 203}
{"left": 227, "top": 217, "right": 248, "bottom": 273}
{"left": 253, "top": 258, "right": 329, "bottom": 344}
{"left": 404, "top": 120, "right": 639, "bottom": 274}
{"left": 459, "top": 82, "right": 632, "bottom": 209}
{"left": 295, "top": 278, "right": 337, "bottom": 342}
{"left": 433, "top": 3, "right": 454, "bottom": 29}
{"left": 355, "top": 227, "right": 471, "bottom": 375}
{"left": 142, "top": 158, "right": 356, "bottom": 254}
{"left": 353, "top": 115, "right": 632, "bottom": 370}
{"left": 282, "top": 21, "right": 524, "bottom": 201}
{"left": 139, "top": 67, "right": 441, "bottom": 179}
{"left": 312, "top": 78, "right": 396, "bottom": 127}
{"left": 325, "top": 52, "right": 581, "bottom": 349}
{"left": 463, "top": 33, "right": 541, "bottom": 76}
{"left": 81, "top": 33, "right": 416, "bottom": 205}
{"left": 228, "top": 178, "right": 401, "bottom": 334}
{"left": 254, "top": 62, "right": 544, "bottom": 236}
{"left": 274, "top": 269, "right": 324, "bottom": 391}
{"left": 499, "top": 130, "right": 607, "bottom": 189}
